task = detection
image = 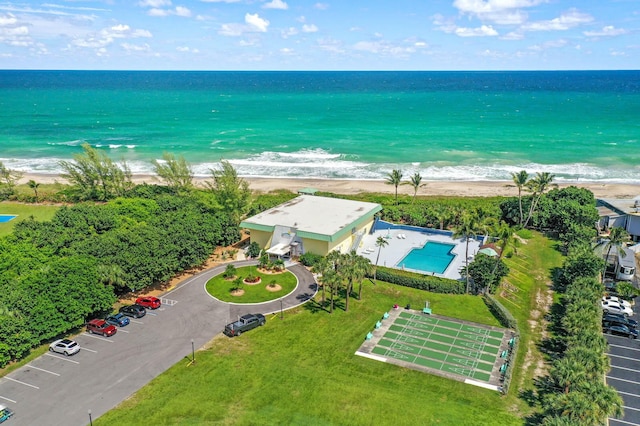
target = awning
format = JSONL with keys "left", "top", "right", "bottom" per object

{"left": 266, "top": 243, "right": 290, "bottom": 256}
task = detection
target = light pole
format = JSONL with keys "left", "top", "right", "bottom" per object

{"left": 191, "top": 339, "right": 195, "bottom": 363}
{"left": 88, "top": 409, "right": 93, "bottom": 426}
{"left": 280, "top": 297, "right": 283, "bottom": 320}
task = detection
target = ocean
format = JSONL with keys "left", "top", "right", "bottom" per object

{"left": 1, "top": 70, "right": 639, "bottom": 183}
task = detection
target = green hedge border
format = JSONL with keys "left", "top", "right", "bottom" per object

{"left": 370, "top": 266, "right": 465, "bottom": 294}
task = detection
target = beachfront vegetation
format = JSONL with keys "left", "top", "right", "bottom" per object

{"left": 95, "top": 281, "right": 521, "bottom": 426}
{"left": 384, "top": 169, "right": 403, "bottom": 205}
{"left": 151, "top": 152, "right": 194, "bottom": 193}
{"left": 0, "top": 160, "right": 23, "bottom": 200}
{"left": 59, "top": 143, "right": 133, "bottom": 201}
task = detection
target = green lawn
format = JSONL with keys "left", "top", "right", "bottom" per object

{"left": 96, "top": 282, "right": 521, "bottom": 426}
{"left": 206, "top": 267, "right": 298, "bottom": 303}
{"left": 0, "top": 202, "right": 60, "bottom": 237}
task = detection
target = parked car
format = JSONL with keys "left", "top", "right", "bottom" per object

{"left": 602, "top": 295, "right": 632, "bottom": 309}
{"left": 0, "top": 405, "right": 14, "bottom": 423}
{"left": 119, "top": 304, "right": 146, "bottom": 318}
{"left": 135, "top": 296, "right": 161, "bottom": 310}
{"left": 601, "top": 300, "right": 633, "bottom": 317}
{"left": 603, "top": 323, "right": 638, "bottom": 339}
{"left": 223, "top": 314, "right": 265, "bottom": 337}
{"left": 87, "top": 319, "right": 117, "bottom": 337}
{"left": 603, "top": 313, "right": 638, "bottom": 329}
{"left": 49, "top": 338, "right": 80, "bottom": 356}
{"left": 105, "top": 313, "right": 130, "bottom": 327}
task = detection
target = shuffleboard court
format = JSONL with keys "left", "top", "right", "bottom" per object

{"left": 356, "top": 308, "right": 516, "bottom": 392}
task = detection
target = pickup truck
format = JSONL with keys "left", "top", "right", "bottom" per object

{"left": 223, "top": 314, "right": 265, "bottom": 337}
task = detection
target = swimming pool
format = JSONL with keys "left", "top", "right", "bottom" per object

{"left": 397, "top": 241, "right": 456, "bottom": 275}
{"left": 0, "top": 215, "right": 17, "bottom": 223}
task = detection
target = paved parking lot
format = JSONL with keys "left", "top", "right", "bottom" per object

{"left": 608, "top": 309, "right": 640, "bottom": 426}
{"left": 0, "top": 261, "right": 316, "bottom": 425}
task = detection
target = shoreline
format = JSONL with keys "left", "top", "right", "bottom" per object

{"left": 17, "top": 173, "right": 640, "bottom": 199}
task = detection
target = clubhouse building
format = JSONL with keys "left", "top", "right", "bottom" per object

{"left": 240, "top": 195, "right": 382, "bottom": 258}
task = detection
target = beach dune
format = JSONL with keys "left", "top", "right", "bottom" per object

{"left": 18, "top": 173, "right": 640, "bottom": 199}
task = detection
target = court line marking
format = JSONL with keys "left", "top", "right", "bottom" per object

{"left": 26, "top": 364, "right": 60, "bottom": 376}
{"left": 0, "top": 395, "right": 17, "bottom": 404}
{"left": 4, "top": 377, "right": 39, "bottom": 389}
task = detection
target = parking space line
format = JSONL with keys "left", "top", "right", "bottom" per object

{"left": 44, "top": 353, "right": 80, "bottom": 364}
{"left": 83, "top": 333, "right": 115, "bottom": 343}
{"left": 610, "top": 353, "right": 640, "bottom": 363}
{"left": 0, "top": 395, "right": 17, "bottom": 403}
{"left": 4, "top": 377, "right": 39, "bottom": 389}
{"left": 610, "top": 344, "right": 640, "bottom": 353}
{"left": 607, "top": 375, "right": 640, "bottom": 385}
{"left": 146, "top": 312, "right": 157, "bottom": 316}
{"left": 611, "top": 365, "right": 640, "bottom": 373}
{"left": 130, "top": 319, "right": 144, "bottom": 324}
{"left": 610, "top": 418, "right": 640, "bottom": 426}
{"left": 26, "top": 364, "right": 60, "bottom": 376}
{"left": 81, "top": 347, "right": 97, "bottom": 353}
{"left": 623, "top": 406, "right": 640, "bottom": 413}
{"left": 117, "top": 329, "right": 130, "bottom": 333}
{"left": 616, "top": 390, "right": 640, "bottom": 398}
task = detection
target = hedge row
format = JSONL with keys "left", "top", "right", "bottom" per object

{"left": 370, "top": 266, "right": 465, "bottom": 294}
{"left": 483, "top": 293, "right": 518, "bottom": 330}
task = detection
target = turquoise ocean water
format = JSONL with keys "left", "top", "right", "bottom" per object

{"left": 1, "top": 70, "right": 639, "bottom": 183}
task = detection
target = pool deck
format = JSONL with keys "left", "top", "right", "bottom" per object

{"left": 357, "top": 228, "right": 480, "bottom": 280}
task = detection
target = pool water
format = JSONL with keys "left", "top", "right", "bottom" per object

{"left": 0, "top": 215, "right": 17, "bottom": 223}
{"left": 397, "top": 241, "right": 456, "bottom": 274}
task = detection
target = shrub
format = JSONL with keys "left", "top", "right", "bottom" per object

{"left": 223, "top": 264, "right": 237, "bottom": 279}
{"left": 299, "top": 252, "right": 323, "bottom": 268}
{"left": 371, "top": 266, "right": 465, "bottom": 294}
{"left": 516, "top": 228, "right": 533, "bottom": 239}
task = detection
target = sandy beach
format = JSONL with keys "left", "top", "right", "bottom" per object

{"left": 18, "top": 173, "right": 640, "bottom": 199}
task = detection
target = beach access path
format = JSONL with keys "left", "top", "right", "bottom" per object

{"left": 0, "top": 260, "right": 317, "bottom": 426}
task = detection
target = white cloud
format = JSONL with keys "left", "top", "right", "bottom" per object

{"left": 281, "top": 27, "right": 298, "bottom": 38}
{"left": 245, "top": 13, "right": 269, "bottom": 32}
{"left": 521, "top": 9, "right": 593, "bottom": 32}
{"left": 353, "top": 40, "right": 417, "bottom": 57}
{"left": 201, "top": 0, "right": 241, "bottom": 2}
{"left": 454, "top": 25, "right": 498, "bottom": 37}
{"left": 263, "top": 0, "right": 288, "bottom": 10}
{"left": 453, "top": 0, "right": 543, "bottom": 25}
{"left": 70, "top": 23, "right": 152, "bottom": 52}
{"left": 302, "top": 24, "right": 318, "bottom": 33}
{"left": 280, "top": 47, "right": 294, "bottom": 55}
{"left": 528, "top": 39, "right": 567, "bottom": 51}
{"left": 0, "top": 13, "right": 18, "bottom": 26}
{"left": 138, "top": 0, "right": 171, "bottom": 6}
{"left": 583, "top": 26, "right": 628, "bottom": 37}
{"left": 121, "top": 42, "right": 151, "bottom": 52}
{"left": 219, "top": 14, "right": 269, "bottom": 36}
{"left": 317, "top": 37, "right": 345, "bottom": 54}
{"left": 314, "top": 3, "right": 329, "bottom": 10}
{"left": 610, "top": 50, "right": 626, "bottom": 57}
{"left": 177, "top": 46, "right": 199, "bottom": 53}
{"left": 147, "top": 6, "right": 192, "bottom": 17}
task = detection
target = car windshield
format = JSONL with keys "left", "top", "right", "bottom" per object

{"left": 61, "top": 339, "right": 73, "bottom": 344}
{"left": 67, "top": 341, "right": 78, "bottom": 348}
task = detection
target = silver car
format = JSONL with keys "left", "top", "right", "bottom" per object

{"left": 49, "top": 339, "right": 80, "bottom": 356}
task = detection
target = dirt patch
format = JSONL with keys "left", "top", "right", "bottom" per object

{"left": 519, "top": 285, "right": 553, "bottom": 388}
{"left": 230, "top": 289, "right": 245, "bottom": 297}
{"left": 266, "top": 284, "right": 282, "bottom": 292}
{"left": 257, "top": 268, "right": 285, "bottom": 275}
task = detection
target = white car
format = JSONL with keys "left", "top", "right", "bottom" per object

{"left": 602, "top": 295, "right": 632, "bottom": 310}
{"left": 601, "top": 300, "right": 634, "bottom": 317}
{"left": 49, "top": 339, "right": 80, "bottom": 356}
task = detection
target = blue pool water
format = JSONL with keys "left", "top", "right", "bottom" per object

{"left": 397, "top": 242, "right": 456, "bottom": 275}
{"left": 0, "top": 215, "right": 17, "bottom": 223}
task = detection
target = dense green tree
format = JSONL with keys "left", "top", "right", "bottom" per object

{"left": 597, "top": 226, "right": 630, "bottom": 283}
{"left": 385, "top": 169, "right": 403, "bottom": 205}
{"left": 207, "top": 160, "right": 251, "bottom": 222}
{"left": 453, "top": 214, "right": 480, "bottom": 293}
{"left": 523, "top": 172, "right": 556, "bottom": 228}
{"left": 152, "top": 152, "right": 193, "bottom": 193}
{"left": 247, "top": 242, "right": 261, "bottom": 259}
{"left": 27, "top": 179, "right": 40, "bottom": 202}
{"left": 0, "top": 160, "right": 23, "bottom": 200}
{"left": 465, "top": 253, "right": 509, "bottom": 294}
{"left": 342, "top": 251, "right": 372, "bottom": 309}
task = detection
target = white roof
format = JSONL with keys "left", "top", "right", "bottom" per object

{"left": 242, "top": 195, "right": 381, "bottom": 238}
{"left": 267, "top": 243, "right": 290, "bottom": 256}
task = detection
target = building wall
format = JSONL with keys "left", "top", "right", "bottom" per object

{"left": 250, "top": 229, "right": 273, "bottom": 249}
{"left": 627, "top": 216, "right": 640, "bottom": 241}
{"left": 303, "top": 238, "right": 329, "bottom": 256}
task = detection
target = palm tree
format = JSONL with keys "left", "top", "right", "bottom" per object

{"left": 316, "top": 251, "right": 344, "bottom": 313}
{"left": 373, "top": 236, "right": 389, "bottom": 283}
{"left": 404, "top": 172, "right": 426, "bottom": 204}
{"left": 551, "top": 356, "right": 586, "bottom": 394}
{"left": 487, "top": 221, "right": 517, "bottom": 292}
{"left": 345, "top": 251, "right": 373, "bottom": 301}
{"left": 598, "top": 226, "right": 629, "bottom": 283}
{"left": 97, "top": 264, "right": 127, "bottom": 291}
{"left": 27, "top": 179, "right": 40, "bottom": 202}
{"left": 385, "top": 169, "right": 403, "bottom": 205}
{"left": 453, "top": 214, "right": 479, "bottom": 294}
{"left": 523, "top": 172, "right": 556, "bottom": 228}
{"left": 510, "top": 170, "right": 529, "bottom": 226}
{"left": 433, "top": 205, "right": 452, "bottom": 230}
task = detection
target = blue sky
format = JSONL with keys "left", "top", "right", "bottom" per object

{"left": 0, "top": 0, "right": 638, "bottom": 70}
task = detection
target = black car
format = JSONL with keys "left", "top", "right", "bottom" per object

{"left": 603, "top": 323, "right": 638, "bottom": 339}
{"left": 119, "top": 304, "right": 146, "bottom": 318}
{"left": 603, "top": 313, "right": 638, "bottom": 329}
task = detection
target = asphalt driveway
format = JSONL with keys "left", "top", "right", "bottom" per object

{"left": 0, "top": 260, "right": 316, "bottom": 425}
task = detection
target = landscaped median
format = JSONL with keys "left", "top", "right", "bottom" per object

{"left": 205, "top": 265, "right": 298, "bottom": 303}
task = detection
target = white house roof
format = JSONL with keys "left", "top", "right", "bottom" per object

{"left": 241, "top": 195, "right": 382, "bottom": 240}
{"left": 599, "top": 198, "right": 640, "bottom": 215}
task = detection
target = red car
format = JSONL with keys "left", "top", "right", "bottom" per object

{"left": 135, "top": 296, "right": 161, "bottom": 309}
{"left": 86, "top": 319, "right": 117, "bottom": 337}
